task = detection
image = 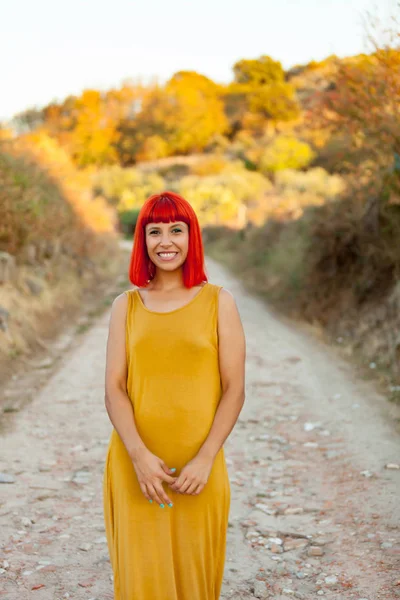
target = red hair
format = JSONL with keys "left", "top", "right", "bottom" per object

{"left": 128, "top": 191, "right": 208, "bottom": 288}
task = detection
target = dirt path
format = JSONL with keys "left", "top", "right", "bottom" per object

{"left": 1, "top": 257, "right": 399, "bottom": 599}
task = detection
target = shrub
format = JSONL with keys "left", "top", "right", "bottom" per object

{"left": 119, "top": 208, "right": 141, "bottom": 236}
{"left": 93, "top": 165, "right": 165, "bottom": 212}
{"left": 190, "top": 156, "right": 230, "bottom": 176}
{"left": 0, "top": 133, "right": 116, "bottom": 258}
{"left": 274, "top": 167, "right": 345, "bottom": 198}
{"left": 259, "top": 136, "right": 315, "bottom": 174}
{"left": 177, "top": 163, "right": 272, "bottom": 226}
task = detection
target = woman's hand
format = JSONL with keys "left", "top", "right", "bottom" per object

{"left": 131, "top": 447, "right": 177, "bottom": 507}
{"left": 168, "top": 454, "right": 214, "bottom": 495}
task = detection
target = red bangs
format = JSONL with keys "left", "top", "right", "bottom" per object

{"left": 140, "top": 194, "right": 193, "bottom": 227}
{"left": 128, "top": 191, "right": 208, "bottom": 288}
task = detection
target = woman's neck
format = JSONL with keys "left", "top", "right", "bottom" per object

{"left": 147, "top": 268, "right": 185, "bottom": 291}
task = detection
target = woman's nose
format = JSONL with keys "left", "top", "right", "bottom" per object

{"left": 160, "top": 238, "right": 173, "bottom": 247}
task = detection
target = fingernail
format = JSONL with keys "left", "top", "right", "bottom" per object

{"left": 149, "top": 499, "right": 153, "bottom": 503}
{"left": 159, "top": 503, "right": 165, "bottom": 508}
{"left": 168, "top": 503, "right": 173, "bottom": 507}
{"left": 171, "top": 468, "right": 176, "bottom": 472}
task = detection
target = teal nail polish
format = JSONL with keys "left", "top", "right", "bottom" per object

{"left": 159, "top": 503, "right": 165, "bottom": 508}
{"left": 168, "top": 503, "right": 173, "bottom": 507}
{"left": 149, "top": 499, "right": 153, "bottom": 503}
{"left": 171, "top": 468, "right": 176, "bottom": 472}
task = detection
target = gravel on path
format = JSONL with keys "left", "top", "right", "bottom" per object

{"left": 0, "top": 257, "right": 399, "bottom": 599}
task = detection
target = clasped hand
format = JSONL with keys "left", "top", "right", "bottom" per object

{"left": 131, "top": 447, "right": 213, "bottom": 505}
{"left": 169, "top": 454, "right": 213, "bottom": 496}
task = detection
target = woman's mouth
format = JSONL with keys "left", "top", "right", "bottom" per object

{"left": 156, "top": 252, "right": 178, "bottom": 261}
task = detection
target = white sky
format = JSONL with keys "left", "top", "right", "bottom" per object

{"left": 0, "top": 0, "right": 396, "bottom": 121}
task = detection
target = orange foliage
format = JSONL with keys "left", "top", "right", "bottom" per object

{"left": 0, "top": 132, "right": 116, "bottom": 258}
{"left": 308, "top": 51, "right": 400, "bottom": 159}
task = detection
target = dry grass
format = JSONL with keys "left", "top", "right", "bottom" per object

{"left": 204, "top": 187, "right": 400, "bottom": 387}
{"left": 0, "top": 131, "right": 122, "bottom": 383}
{"left": 0, "top": 246, "right": 123, "bottom": 386}
{"left": 0, "top": 133, "right": 116, "bottom": 258}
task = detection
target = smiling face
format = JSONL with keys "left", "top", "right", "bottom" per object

{"left": 145, "top": 221, "right": 189, "bottom": 272}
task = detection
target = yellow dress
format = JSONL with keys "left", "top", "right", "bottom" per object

{"left": 103, "top": 282, "right": 231, "bottom": 600}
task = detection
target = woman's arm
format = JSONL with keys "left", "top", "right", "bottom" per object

{"left": 105, "top": 293, "right": 177, "bottom": 507}
{"left": 169, "top": 288, "right": 246, "bottom": 495}
{"left": 105, "top": 293, "right": 146, "bottom": 457}
{"left": 197, "top": 287, "right": 246, "bottom": 458}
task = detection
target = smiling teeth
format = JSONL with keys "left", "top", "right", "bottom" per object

{"left": 158, "top": 253, "right": 177, "bottom": 257}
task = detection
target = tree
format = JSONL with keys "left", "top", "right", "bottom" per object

{"left": 309, "top": 49, "right": 400, "bottom": 161}
{"left": 115, "top": 85, "right": 175, "bottom": 164}
{"left": 259, "top": 136, "right": 315, "bottom": 174}
{"left": 11, "top": 107, "right": 45, "bottom": 134}
{"left": 224, "top": 55, "right": 300, "bottom": 136}
{"left": 248, "top": 81, "right": 300, "bottom": 123}
{"left": 69, "top": 90, "right": 120, "bottom": 167}
{"left": 164, "top": 71, "right": 229, "bottom": 154}
{"left": 233, "top": 56, "right": 284, "bottom": 85}
{"left": 120, "top": 72, "right": 229, "bottom": 161}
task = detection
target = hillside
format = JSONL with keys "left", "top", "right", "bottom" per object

{"left": 0, "top": 133, "right": 121, "bottom": 384}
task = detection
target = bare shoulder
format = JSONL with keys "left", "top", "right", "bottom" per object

{"left": 110, "top": 291, "right": 129, "bottom": 316}
{"left": 217, "top": 287, "right": 237, "bottom": 311}
{"left": 216, "top": 286, "right": 246, "bottom": 354}
{"left": 217, "top": 287, "right": 243, "bottom": 329}
{"left": 114, "top": 290, "right": 129, "bottom": 305}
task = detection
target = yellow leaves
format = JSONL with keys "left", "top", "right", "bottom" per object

{"left": 225, "top": 56, "right": 301, "bottom": 133}
{"left": 233, "top": 56, "right": 284, "bottom": 86}
{"left": 259, "top": 136, "right": 315, "bottom": 174}
{"left": 162, "top": 72, "right": 229, "bottom": 154}
{"left": 180, "top": 176, "right": 239, "bottom": 225}
{"left": 190, "top": 156, "right": 229, "bottom": 176}
{"left": 70, "top": 90, "right": 120, "bottom": 167}
{"left": 135, "top": 136, "right": 169, "bottom": 162}
{"left": 93, "top": 164, "right": 164, "bottom": 213}
{"left": 0, "top": 128, "right": 13, "bottom": 141}
{"left": 248, "top": 82, "right": 300, "bottom": 122}
{"left": 177, "top": 163, "right": 272, "bottom": 227}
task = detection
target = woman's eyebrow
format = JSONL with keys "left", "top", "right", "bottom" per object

{"left": 148, "top": 223, "right": 185, "bottom": 229}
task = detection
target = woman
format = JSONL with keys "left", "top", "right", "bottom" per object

{"left": 103, "top": 191, "right": 246, "bottom": 600}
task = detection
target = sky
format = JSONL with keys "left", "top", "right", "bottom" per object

{"left": 0, "top": 0, "right": 396, "bottom": 121}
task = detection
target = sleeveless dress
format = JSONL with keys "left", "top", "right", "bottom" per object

{"left": 103, "top": 282, "right": 231, "bottom": 600}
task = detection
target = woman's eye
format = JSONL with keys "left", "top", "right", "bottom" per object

{"left": 148, "top": 228, "right": 181, "bottom": 235}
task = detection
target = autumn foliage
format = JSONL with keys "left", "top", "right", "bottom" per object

{"left": 0, "top": 132, "right": 117, "bottom": 258}
{"left": 12, "top": 56, "right": 302, "bottom": 166}
{"left": 3, "top": 40, "right": 400, "bottom": 382}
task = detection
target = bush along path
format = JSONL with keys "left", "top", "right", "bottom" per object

{"left": 0, "top": 257, "right": 399, "bottom": 599}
